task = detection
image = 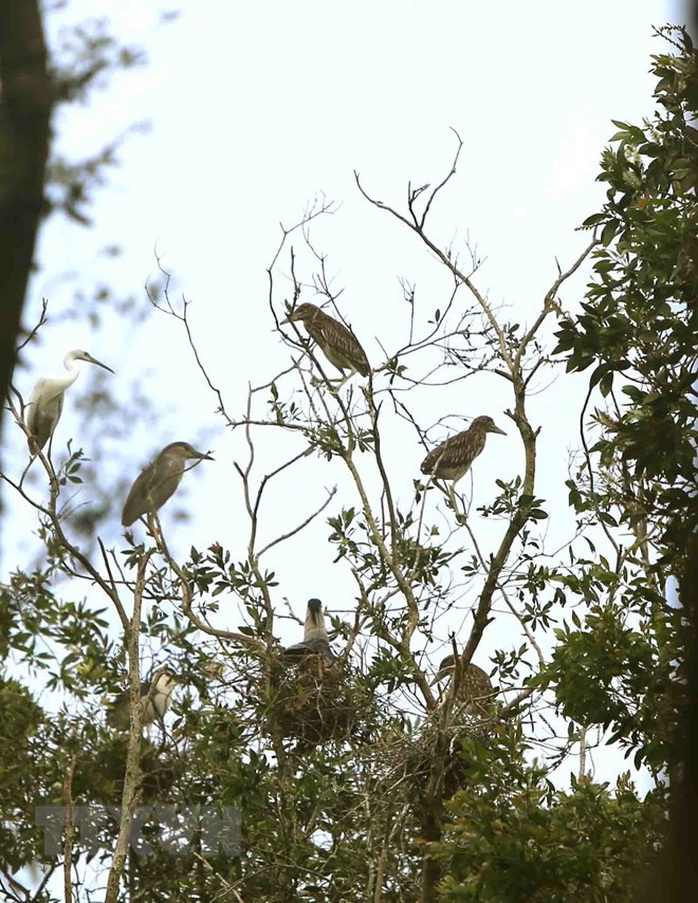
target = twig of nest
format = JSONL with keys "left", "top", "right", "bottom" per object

{"left": 399, "top": 703, "right": 501, "bottom": 807}
{"left": 265, "top": 655, "right": 374, "bottom": 749}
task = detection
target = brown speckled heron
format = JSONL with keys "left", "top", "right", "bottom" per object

{"left": 26, "top": 349, "right": 114, "bottom": 453}
{"left": 107, "top": 668, "right": 177, "bottom": 730}
{"left": 122, "top": 442, "right": 213, "bottom": 527}
{"left": 431, "top": 655, "right": 495, "bottom": 714}
{"left": 283, "top": 598, "right": 336, "bottom": 663}
{"left": 283, "top": 303, "right": 370, "bottom": 379}
{"left": 421, "top": 415, "right": 506, "bottom": 485}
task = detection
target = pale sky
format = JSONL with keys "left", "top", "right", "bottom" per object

{"left": 4, "top": 0, "right": 683, "bottom": 786}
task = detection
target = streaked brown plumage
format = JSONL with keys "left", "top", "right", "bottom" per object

{"left": 283, "top": 303, "right": 370, "bottom": 377}
{"left": 420, "top": 415, "right": 506, "bottom": 483}
{"left": 431, "top": 655, "right": 495, "bottom": 713}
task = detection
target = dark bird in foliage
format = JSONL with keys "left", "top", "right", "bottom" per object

{"left": 26, "top": 349, "right": 114, "bottom": 453}
{"left": 431, "top": 654, "right": 495, "bottom": 713}
{"left": 107, "top": 668, "right": 177, "bottom": 730}
{"left": 283, "top": 302, "right": 371, "bottom": 378}
{"left": 420, "top": 415, "right": 506, "bottom": 484}
{"left": 283, "top": 598, "right": 336, "bottom": 663}
{"left": 121, "top": 442, "right": 213, "bottom": 527}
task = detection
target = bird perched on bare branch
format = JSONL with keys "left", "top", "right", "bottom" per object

{"left": 106, "top": 668, "right": 177, "bottom": 730}
{"left": 421, "top": 415, "right": 506, "bottom": 484}
{"left": 26, "top": 349, "right": 114, "bottom": 454}
{"left": 122, "top": 442, "right": 213, "bottom": 527}
{"left": 431, "top": 655, "right": 495, "bottom": 714}
{"left": 283, "top": 598, "right": 336, "bottom": 663}
{"left": 283, "top": 302, "right": 370, "bottom": 379}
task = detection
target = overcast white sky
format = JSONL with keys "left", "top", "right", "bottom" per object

{"left": 4, "top": 0, "right": 685, "bottom": 786}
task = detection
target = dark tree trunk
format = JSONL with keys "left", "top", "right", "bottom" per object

{"left": 636, "top": 534, "right": 698, "bottom": 903}
{"left": 0, "top": 0, "right": 52, "bottom": 425}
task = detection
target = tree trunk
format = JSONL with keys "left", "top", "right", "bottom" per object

{"left": 0, "top": 0, "right": 52, "bottom": 424}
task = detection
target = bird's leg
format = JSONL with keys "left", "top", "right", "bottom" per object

{"left": 44, "top": 450, "right": 61, "bottom": 501}
{"left": 310, "top": 373, "right": 349, "bottom": 392}
{"left": 19, "top": 457, "right": 34, "bottom": 489}
{"left": 153, "top": 514, "right": 164, "bottom": 551}
{"left": 150, "top": 512, "right": 173, "bottom": 561}
{"left": 21, "top": 440, "right": 50, "bottom": 489}
{"left": 146, "top": 512, "right": 164, "bottom": 550}
{"left": 447, "top": 484, "right": 468, "bottom": 524}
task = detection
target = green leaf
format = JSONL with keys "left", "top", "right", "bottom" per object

{"left": 599, "top": 370, "right": 614, "bottom": 397}
{"left": 600, "top": 219, "right": 619, "bottom": 246}
{"left": 582, "top": 212, "right": 606, "bottom": 228}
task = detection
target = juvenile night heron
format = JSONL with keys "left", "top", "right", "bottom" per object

{"left": 121, "top": 442, "right": 213, "bottom": 527}
{"left": 283, "top": 598, "right": 336, "bottom": 663}
{"left": 106, "top": 668, "right": 177, "bottom": 730}
{"left": 421, "top": 415, "right": 506, "bottom": 485}
{"left": 25, "top": 349, "right": 114, "bottom": 453}
{"left": 431, "top": 655, "right": 495, "bottom": 714}
{"left": 283, "top": 303, "right": 371, "bottom": 379}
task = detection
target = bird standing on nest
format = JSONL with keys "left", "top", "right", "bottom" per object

{"left": 283, "top": 598, "right": 336, "bottom": 663}
{"left": 431, "top": 654, "right": 495, "bottom": 714}
{"left": 122, "top": 442, "right": 213, "bottom": 528}
{"left": 283, "top": 303, "right": 370, "bottom": 380}
{"left": 107, "top": 668, "right": 178, "bottom": 730}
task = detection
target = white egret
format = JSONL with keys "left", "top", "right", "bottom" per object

{"left": 25, "top": 349, "right": 115, "bottom": 453}
{"left": 121, "top": 442, "right": 213, "bottom": 527}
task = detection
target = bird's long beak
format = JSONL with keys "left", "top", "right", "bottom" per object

{"left": 490, "top": 424, "right": 507, "bottom": 435}
{"left": 281, "top": 309, "right": 301, "bottom": 325}
{"left": 194, "top": 449, "right": 214, "bottom": 460}
{"left": 86, "top": 354, "right": 115, "bottom": 374}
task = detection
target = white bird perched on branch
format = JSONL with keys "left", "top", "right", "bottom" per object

{"left": 25, "top": 349, "right": 114, "bottom": 453}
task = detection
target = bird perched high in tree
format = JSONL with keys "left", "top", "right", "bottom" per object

{"left": 431, "top": 654, "right": 495, "bottom": 714}
{"left": 421, "top": 415, "right": 506, "bottom": 485}
{"left": 122, "top": 442, "right": 213, "bottom": 527}
{"left": 106, "top": 668, "right": 178, "bottom": 731}
{"left": 283, "top": 598, "right": 336, "bottom": 663}
{"left": 25, "top": 349, "right": 114, "bottom": 454}
{"left": 283, "top": 302, "right": 370, "bottom": 380}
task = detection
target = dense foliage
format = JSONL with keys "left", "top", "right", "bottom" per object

{"left": 1, "top": 22, "right": 695, "bottom": 903}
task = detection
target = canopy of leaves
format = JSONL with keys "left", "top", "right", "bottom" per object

{"left": 554, "top": 25, "right": 698, "bottom": 587}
